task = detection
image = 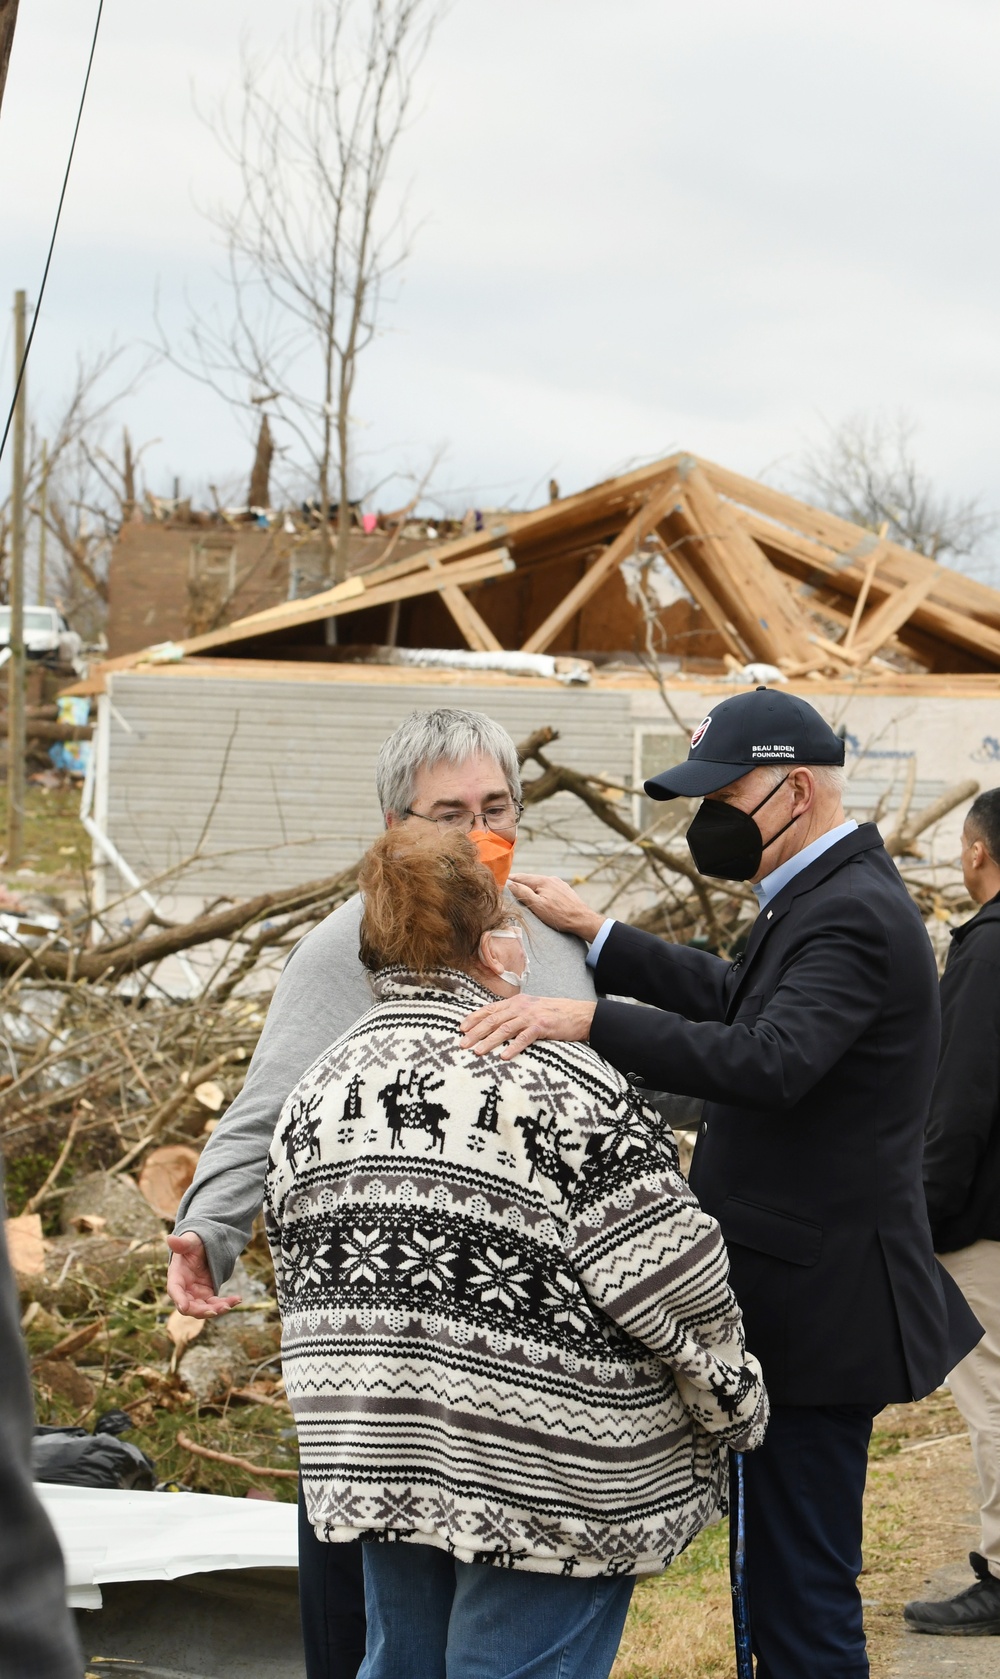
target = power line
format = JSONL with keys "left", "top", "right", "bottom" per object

{"left": 0, "top": 0, "right": 105, "bottom": 468}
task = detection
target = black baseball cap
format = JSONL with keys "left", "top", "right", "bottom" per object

{"left": 645, "top": 687, "right": 846, "bottom": 801}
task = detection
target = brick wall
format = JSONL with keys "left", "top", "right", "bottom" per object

{"left": 106, "top": 525, "right": 429, "bottom": 656}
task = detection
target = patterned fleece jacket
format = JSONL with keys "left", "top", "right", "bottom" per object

{"left": 265, "top": 969, "right": 768, "bottom": 1578}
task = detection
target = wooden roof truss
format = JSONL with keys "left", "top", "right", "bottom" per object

{"left": 102, "top": 451, "right": 1000, "bottom": 681}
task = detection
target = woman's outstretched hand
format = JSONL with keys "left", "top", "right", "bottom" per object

{"left": 166, "top": 1232, "right": 242, "bottom": 1318}
{"left": 508, "top": 874, "right": 604, "bottom": 942}
{"left": 460, "top": 996, "right": 596, "bottom": 1060}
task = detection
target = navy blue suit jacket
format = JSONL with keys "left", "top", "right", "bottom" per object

{"left": 590, "top": 823, "right": 980, "bottom": 1406}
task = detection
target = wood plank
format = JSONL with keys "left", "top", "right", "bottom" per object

{"left": 670, "top": 461, "right": 815, "bottom": 665}
{"left": 742, "top": 514, "right": 1000, "bottom": 666}
{"left": 701, "top": 456, "right": 1000, "bottom": 630}
{"left": 210, "top": 550, "right": 515, "bottom": 646}
{"left": 424, "top": 554, "right": 503, "bottom": 652}
{"left": 227, "top": 530, "right": 510, "bottom": 634}
{"left": 842, "top": 523, "right": 889, "bottom": 651}
{"left": 65, "top": 651, "right": 1000, "bottom": 702}
{"left": 520, "top": 474, "right": 682, "bottom": 654}
{"left": 499, "top": 453, "right": 683, "bottom": 550}
{"left": 437, "top": 585, "right": 502, "bottom": 651}
{"left": 699, "top": 458, "right": 904, "bottom": 566}
{"left": 654, "top": 517, "right": 749, "bottom": 660}
{"left": 740, "top": 508, "right": 901, "bottom": 592}
{"left": 849, "top": 571, "right": 939, "bottom": 662}
{"left": 226, "top": 574, "right": 366, "bottom": 630}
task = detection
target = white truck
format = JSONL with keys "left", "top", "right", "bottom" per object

{"left": 0, "top": 605, "right": 83, "bottom": 666}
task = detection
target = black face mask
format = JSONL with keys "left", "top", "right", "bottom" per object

{"left": 686, "top": 775, "right": 799, "bottom": 881}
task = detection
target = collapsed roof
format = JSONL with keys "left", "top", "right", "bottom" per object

{"left": 92, "top": 453, "right": 1000, "bottom": 685}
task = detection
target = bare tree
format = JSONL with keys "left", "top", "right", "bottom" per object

{"left": 0, "top": 345, "right": 151, "bottom": 635}
{"left": 162, "top": 0, "right": 443, "bottom": 583}
{"left": 799, "top": 413, "right": 996, "bottom": 576}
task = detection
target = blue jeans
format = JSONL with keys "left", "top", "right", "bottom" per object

{"left": 359, "top": 1541, "right": 635, "bottom": 1679}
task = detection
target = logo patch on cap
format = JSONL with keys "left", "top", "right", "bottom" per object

{"left": 690, "top": 715, "right": 712, "bottom": 749}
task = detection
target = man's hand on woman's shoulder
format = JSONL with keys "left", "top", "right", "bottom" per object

{"left": 509, "top": 874, "right": 603, "bottom": 942}
{"left": 460, "top": 995, "right": 596, "bottom": 1060}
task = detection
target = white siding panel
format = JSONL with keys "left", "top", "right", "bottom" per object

{"left": 105, "top": 674, "right": 634, "bottom": 895}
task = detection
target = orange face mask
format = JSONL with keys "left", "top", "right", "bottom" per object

{"left": 469, "top": 827, "right": 515, "bottom": 889}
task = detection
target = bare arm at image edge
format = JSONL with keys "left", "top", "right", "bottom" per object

{"left": 174, "top": 895, "right": 596, "bottom": 1293}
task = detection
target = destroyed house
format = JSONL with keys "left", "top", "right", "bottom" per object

{"left": 78, "top": 453, "right": 1000, "bottom": 902}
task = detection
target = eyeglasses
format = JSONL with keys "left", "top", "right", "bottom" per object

{"left": 402, "top": 798, "right": 524, "bottom": 836}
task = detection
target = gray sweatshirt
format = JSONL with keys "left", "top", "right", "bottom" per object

{"left": 173, "top": 893, "right": 597, "bottom": 1290}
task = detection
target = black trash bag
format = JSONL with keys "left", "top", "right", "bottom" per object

{"left": 31, "top": 1426, "right": 156, "bottom": 1490}
{"left": 92, "top": 1408, "right": 135, "bottom": 1437}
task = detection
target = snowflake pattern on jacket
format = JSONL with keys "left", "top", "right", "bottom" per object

{"left": 265, "top": 968, "right": 767, "bottom": 1577}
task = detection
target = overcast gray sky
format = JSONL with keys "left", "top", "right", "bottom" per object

{"left": 1, "top": 0, "right": 998, "bottom": 547}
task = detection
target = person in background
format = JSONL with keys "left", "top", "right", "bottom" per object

{"left": 0, "top": 1173, "right": 83, "bottom": 1679}
{"left": 166, "top": 708, "right": 600, "bottom": 1679}
{"left": 459, "top": 685, "right": 982, "bottom": 1679}
{"left": 266, "top": 825, "right": 767, "bottom": 1679}
{"left": 906, "top": 788, "right": 1000, "bottom": 1635}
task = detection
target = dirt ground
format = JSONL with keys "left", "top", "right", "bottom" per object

{"left": 611, "top": 1389, "right": 978, "bottom": 1679}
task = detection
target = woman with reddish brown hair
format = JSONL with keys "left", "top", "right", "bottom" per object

{"left": 265, "top": 826, "right": 766, "bottom": 1679}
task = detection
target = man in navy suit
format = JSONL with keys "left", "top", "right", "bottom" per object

{"left": 461, "top": 686, "right": 981, "bottom": 1679}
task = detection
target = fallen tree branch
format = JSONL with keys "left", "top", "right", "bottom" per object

{"left": 23, "top": 1112, "right": 83, "bottom": 1213}
{"left": 884, "top": 778, "right": 979, "bottom": 856}
{"left": 0, "top": 719, "right": 94, "bottom": 742}
{"left": 519, "top": 737, "right": 725, "bottom": 943}
{"left": 515, "top": 725, "right": 559, "bottom": 765}
{"left": 108, "top": 1050, "right": 248, "bottom": 1175}
{"left": 176, "top": 1431, "right": 299, "bottom": 1480}
{"left": 0, "top": 863, "right": 361, "bottom": 983}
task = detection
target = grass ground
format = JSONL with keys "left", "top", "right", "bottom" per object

{"left": 0, "top": 780, "right": 87, "bottom": 878}
{"left": 26, "top": 1238, "right": 298, "bottom": 1504}
{"left": 611, "top": 1388, "right": 974, "bottom": 1679}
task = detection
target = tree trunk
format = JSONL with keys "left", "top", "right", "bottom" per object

{"left": 248, "top": 413, "right": 274, "bottom": 509}
{"left": 122, "top": 428, "right": 136, "bottom": 521}
{"left": 334, "top": 450, "right": 351, "bottom": 583}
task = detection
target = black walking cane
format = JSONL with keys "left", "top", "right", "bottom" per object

{"left": 731, "top": 1450, "right": 753, "bottom": 1679}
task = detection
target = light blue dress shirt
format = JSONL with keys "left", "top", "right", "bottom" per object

{"left": 586, "top": 818, "right": 859, "bottom": 966}
{"left": 750, "top": 819, "right": 858, "bottom": 911}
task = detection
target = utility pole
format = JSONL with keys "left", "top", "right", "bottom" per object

{"left": 0, "top": 1, "right": 21, "bottom": 119}
{"left": 7, "top": 288, "right": 26, "bottom": 867}
{"left": 37, "top": 438, "right": 48, "bottom": 605}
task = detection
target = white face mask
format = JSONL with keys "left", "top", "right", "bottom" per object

{"left": 488, "top": 927, "right": 530, "bottom": 991}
